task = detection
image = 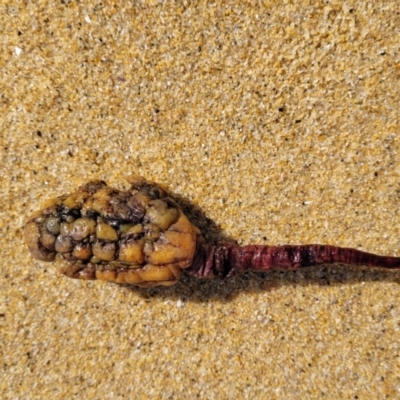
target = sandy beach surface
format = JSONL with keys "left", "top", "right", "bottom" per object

{"left": 1, "top": 1, "right": 400, "bottom": 398}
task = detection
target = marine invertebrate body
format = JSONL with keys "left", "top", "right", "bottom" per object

{"left": 24, "top": 176, "right": 400, "bottom": 287}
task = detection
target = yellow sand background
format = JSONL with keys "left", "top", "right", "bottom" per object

{"left": 1, "top": 1, "right": 400, "bottom": 398}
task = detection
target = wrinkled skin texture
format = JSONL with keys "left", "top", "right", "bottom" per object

{"left": 24, "top": 176, "right": 201, "bottom": 287}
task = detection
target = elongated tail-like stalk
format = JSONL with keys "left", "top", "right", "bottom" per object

{"left": 24, "top": 176, "right": 400, "bottom": 288}
{"left": 189, "top": 243, "right": 400, "bottom": 279}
